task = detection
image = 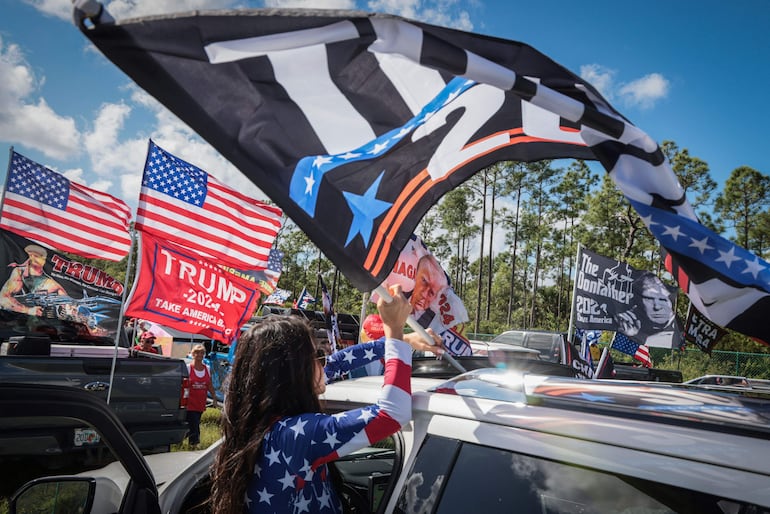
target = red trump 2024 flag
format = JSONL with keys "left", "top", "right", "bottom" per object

{"left": 124, "top": 231, "right": 260, "bottom": 341}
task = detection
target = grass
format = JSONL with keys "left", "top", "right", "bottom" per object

{"left": 172, "top": 406, "right": 223, "bottom": 451}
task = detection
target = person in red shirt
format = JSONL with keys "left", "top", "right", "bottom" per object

{"left": 187, "top": 343, "right": 217, "bottom": 448}
{"left": 132, "top": 331, "right": 159, "bottom": 354}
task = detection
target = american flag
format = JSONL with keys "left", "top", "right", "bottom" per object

{"left": 135, "top": 140, "right": 282, "bottom": 269}
{"left": 0, "top": 151, "right": 131, "bottom": 261}
{"left": 612, "top": 332, "right": 652, "bottom": 368}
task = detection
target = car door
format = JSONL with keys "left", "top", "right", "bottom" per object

{"left": 0, "top": 383, "right": 161, "bottom": 514}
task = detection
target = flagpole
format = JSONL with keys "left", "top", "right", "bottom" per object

{"left": 106, "top": 228, "right": 137, "bottom": 405}
{"left": 0, "top": 146, "right": 13, "bottom": 213}
{"left": 374, "top": 285, "right": 466, "bottom": 374}
{"left": 566, "top": 242, "right": 582, "bottom": 345}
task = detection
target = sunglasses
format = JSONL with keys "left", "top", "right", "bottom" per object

{"left": 315, "top": 348, "right": 328, "bottom": 367}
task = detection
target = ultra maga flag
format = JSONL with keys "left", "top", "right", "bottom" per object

{"left": 263, "top": 288, "right": 291, "bottom": 306}
{"left": 136, "top": 140, "right": 282, "bottom": 270}
{"left": 1, "top": 150, "right": 131, "bottom": 261}
{"left": 683, "top": 303, "right": 728, "bottom": 354}
{"left": 78, "top": 8, "right": 770, "bottom": 344}
{"left": 124, "top": 231, "right": 260, "bottom": 340}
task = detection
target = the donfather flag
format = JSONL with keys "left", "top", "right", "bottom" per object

{"left": 79, "top": 7, "right": 770, "bottom": 345}
{"left": 573, "top": 247, "right": 682, "bottom": 349}
{"left": 124, "top": 232, "right": 260, "bottom": 340}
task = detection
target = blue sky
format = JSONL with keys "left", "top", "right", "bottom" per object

{"left": 0, "top": 0, "right": 768, "bottom": 215}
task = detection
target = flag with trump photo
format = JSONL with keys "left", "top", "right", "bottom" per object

{"left": 1, "top": 150, "right": 131, "bottom": 262}
{"left": 124, "top": 231, "right": 260, "bottom": 341}
{"left": 574, "top": 247, "right": 682, "bottom": 349}
{"left": 136, "top": 140, "right": 283, "bottom": 270}
{"left": 78, "top": 7, "right": 770, "bottom": 345}
{"left": 372, "top": 234, "right": 471, "bottom": 356}
{"left": 0, "top": 228, "right": 124, "bottom": 338}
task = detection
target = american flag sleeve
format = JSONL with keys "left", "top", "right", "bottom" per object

{"left": 324, "top": 339, "right": 386, "bottom": 383}
{"left": 307, "top": 338, "right": 412, "bottom": 468}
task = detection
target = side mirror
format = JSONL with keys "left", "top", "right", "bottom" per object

{"left": 11, "top": 477, "right": 95, "bottom": 514}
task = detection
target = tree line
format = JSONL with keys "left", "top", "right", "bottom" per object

{"left": 80, "top": 140, "right": 770, "bottom": 353}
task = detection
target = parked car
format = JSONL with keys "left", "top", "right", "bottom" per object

{"left": 475, "top": 329, "right": 568, "bottom": 362}
{"left": 9, "top": 368, "right": 770, "bottom": 513}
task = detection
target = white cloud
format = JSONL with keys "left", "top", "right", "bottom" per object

{"left": 25, "top": 0, "right": 237, "bottom": 21}
{"left": 264, "top": 0, "right": 357, "bottom": 8}
{"left": 617, "top": 73, "right": 669, "bottom": 110}
{"left": 580, "top": 64, "right": 668, "bottom": 110}
{"left": 367, "top": 0, "right": 474, "bottom": 29}
{"left": 0, "top": 35, "right": 81, "bottom": 160}
{"left": 579, "top": 64, "right": 615, "bottom": 101}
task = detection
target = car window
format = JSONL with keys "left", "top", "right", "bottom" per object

{"left": 419, "top": 439, "right": 769, "bottom": 514}
{"left": 394, "top": 435, "right": 460, "bottom": 514}
{"left": 0, "top": 415, "right": 123, "bottom": 509}
{"left": 491, "top": 332, "right": 525, "bottom": 346}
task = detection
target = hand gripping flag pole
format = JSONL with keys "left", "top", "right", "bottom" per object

{"left": 374, "top": 285, "right": 466, "bottom": 374}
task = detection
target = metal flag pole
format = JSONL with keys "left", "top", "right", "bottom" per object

{"left": 106, "top": 228, "right": 137, "bottom": 405}
{"left": 374, "top": 285, "right": 466, "bottom": 374}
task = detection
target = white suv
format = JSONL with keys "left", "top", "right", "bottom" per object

{"left": 322, "top": 369, "right": 770, "bottom": 513}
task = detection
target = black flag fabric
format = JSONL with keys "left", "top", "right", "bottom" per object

{"left": 76, "top": 7, "right": 770, "bottom": 344}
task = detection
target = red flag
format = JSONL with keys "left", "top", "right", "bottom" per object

{"left": 0, "top": 151, "right": 131, "bottom": 261}
{"left": 135, "top": 140, "right": 282, "bottom": 269}
{"left": 124, "top": 232, "right": 260, "bottom": 340}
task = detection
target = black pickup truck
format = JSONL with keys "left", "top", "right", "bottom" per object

{"left": 0, "top": 321, "right": 190, "bottom": 469}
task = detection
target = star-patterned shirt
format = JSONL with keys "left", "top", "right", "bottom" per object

{"left": 246, "top": 338, "right": 412, "bottom": 513}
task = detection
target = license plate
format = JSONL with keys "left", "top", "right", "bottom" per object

{"left": 74, "top": 428, "right": 101, "bottom": 446}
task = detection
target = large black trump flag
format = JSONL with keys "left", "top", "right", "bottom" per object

{"left": 76, "top": 6, "right": 770, "bottom": 345}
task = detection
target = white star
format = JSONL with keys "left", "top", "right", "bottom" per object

{"left": 244, "top": 492, "right": 252, "bottom": 508}
{"left": 332, "top": 411, "right": 347, "bottom": 421}
{"left": 257, "top": 487, "right": 273, "bottom": 504}
{"left": 253, "top": 463, "right": 262, "bottom": 477}
{"left": 688, "top": 236, "right": 713, "bottom": 254}
{"left": 277, "top": 470, "right": 295, "bottom": 490}
{"left": 290, "top": 418, "right": 307, "bottom": 439}
{"left": 299, "top": 459, "right": 314, "bottom": 481}
{"left": 368, "top": 141, "right": 389, "bottom": 155}
{"left": 312, "top": 155, "right": 332, "bottom": 168}
{"left": 343, "top": 351, "right": 356, "bottom": 364}
{"left": 295, "top": 493, "right": 312, "bottom": 513}
{"left": 265, "top": 447, "right": 281, "bottom": 466}
{"left": 640, "top": 214, "right": 658, "bottom": 227}
{"left": 363, "top": 348, "right": 376, "bottom": 361}
{"left": 318, "top": 487, "right": 332, "bottom": 508}
{"left": 304, "top": 172, "right": 315, "bottom": 195}
{"left": 323, "top": 430, "right": 340, "bottom": 447}
{"left": 742, "top": 257, "right": 765, "bottom": 279}
{"left": 661, "top": 224, "right": 684, "bottom": 241}
{"left": 358, "top": 408, "right": 376, "bottom": 422}
{"left": 715, "top": 247, "right": 742, "bottom": 269}
{"left": 339, "top": 151, "right": 361, "bottom": 160}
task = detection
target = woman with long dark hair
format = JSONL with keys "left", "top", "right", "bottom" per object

{"left": 211, "top": 285, "right": 414, "bottom": 513}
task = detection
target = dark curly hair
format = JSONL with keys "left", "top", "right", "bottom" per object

{"left": 210, "top": 315, "right": 321, "bottom": 514}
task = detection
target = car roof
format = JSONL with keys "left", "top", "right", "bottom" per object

{"left": 323, "top": 369, "right": 770, "bottom": 476}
